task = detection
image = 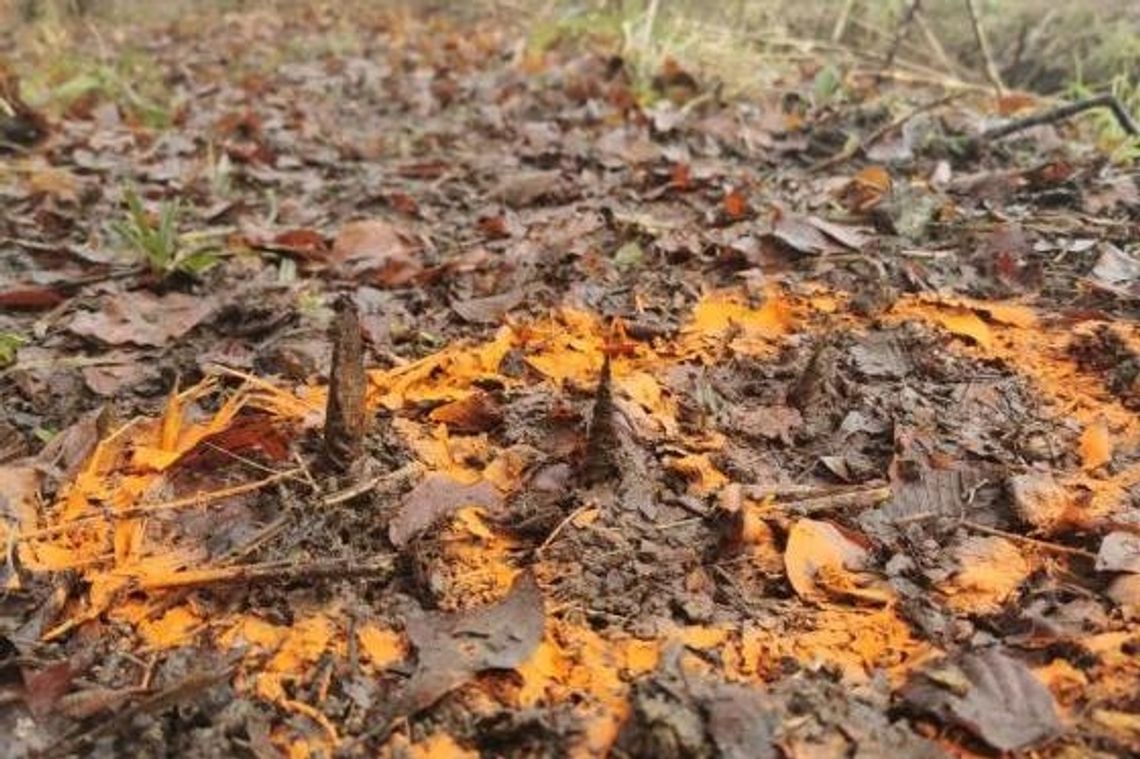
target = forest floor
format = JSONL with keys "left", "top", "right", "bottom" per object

{"left": 1, "top": 4, "right": 1139, "bottom": 758}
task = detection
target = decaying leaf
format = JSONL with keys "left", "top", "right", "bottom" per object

{"left": 428, "top": 391, "right": 503, "bottom": 433}
{"left": 939, "top": 536, "right": 1030, "bottom": 614}
{"left": 784, "top": 519, "right": 885, "bottom": 603}
{"left": 67, "top": 291, "right": 217, "bottom": 347}
{"left": 904, "top": 648, "right": 1063, "bottom": 752}
{"left": 1096, "top": 532, "right": 1140, "bottom": 574}
{"left": 1007, "top": 471, "right": 1070, "bottom": 532}
{"left": 402, "top": 571, "right": 544, "bottom": 712}
{"left": 331, "top": 219, "right": 422, "bottom": 286}
{"left": 389, "top": 473, "right": 503, "bottom": 548}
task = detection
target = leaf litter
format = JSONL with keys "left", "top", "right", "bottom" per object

{"left": 1, "top": 4, "right": 1139, "bottom": 758}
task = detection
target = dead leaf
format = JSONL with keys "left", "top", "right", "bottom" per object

{"left": 389, "top": 473, "right": 503, "bottom": 548}
{"left": 904, "top": 648, "right": 1062, "bottom": 752}
{"left": 332, "top": 219, "right": 422, "bottom": 286}
{"left": 1096, "top": 532, "right": 1140, "bottom": 574}
{"left": 1089, "top": 244, "right": 1140, "bottom": 296}
{"left": 402, "top": 571, "right": 544, "bottom": 712}
{"left": 428, "top": 392, "right": 503, "bottom": 433}
{"left": 451, "top": 289, "right": 525, "bottom": 324}
{"left": 768, "top": 207, "right": 841, "bottom": 256}
{"left": 784, "top": 519, "right": 872, "bottom": 602}
{"left": 940, "top": 536, "right": 1030, "bottom": 614}
{"left": 0, "top": 463, "right": 41, "bottom": 532}
{"left": 493, "top": 170, "right": 563, "bottom": 208}
{"left": 67, "top": 291, "right": 216, "bottom": 347}
{"left": 1007, "top": 471, "right": 1070, "bottom": 532}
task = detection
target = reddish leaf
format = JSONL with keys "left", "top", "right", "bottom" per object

{"left": 0, "top": 285, "right": 67, "bottom": 311}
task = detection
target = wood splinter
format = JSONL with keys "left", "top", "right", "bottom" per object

{"left": 324, "top": 295, "right": 368, "bottom": 471}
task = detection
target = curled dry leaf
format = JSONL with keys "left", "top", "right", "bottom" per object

{"left": 784, "top": 519, "right": 884, "bottom": 603}
{"left": 389, "top": 473, "right": 503, "bottom": 548}
{"left": 904, "top": 648, "right": 1062, "bottom": 752}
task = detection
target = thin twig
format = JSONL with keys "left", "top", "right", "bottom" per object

{"left": 321, "top": 462, "right": 421, "bottom": 507}
{"left": 17, "top": 468, "right": 300, "bottom": 542}
{"left": 882, "top": 0, "right": 921, "bottom": 69}
{"left": 978, "top": 93, "right": 1139, "bottom": 143}
{"left": 811, "top": 91, "right": 965, "bottom": 172}
{"left": 831, "top": 0, "right": 856, "bottom": 43}
{"left": 963, "top": 0, "right": 1005, "bottom": 96}
{"left": 913, "top": 9, "right": 959, "bottom": 78}
{"left": 138, "top": 555, "right": 396, "bottom": 590}
{"left": 536, "top": 504, "right": 595, "bottom": 555}
{"left": 961, "top": 521, "right": 1096, "bottom": 560}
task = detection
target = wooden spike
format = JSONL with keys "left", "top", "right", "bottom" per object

{"left": 581, "top": 353, "right": 619, "bottom": 485}
{"left": 324, "top": 295, "right": 367, "bottom": 470}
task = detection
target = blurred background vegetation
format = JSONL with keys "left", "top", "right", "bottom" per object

{"left": 3, "top": 0, "right": 1138, "bottom": 129}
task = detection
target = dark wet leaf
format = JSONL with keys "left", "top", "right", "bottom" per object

{"left": 704, "top": 683, "right": 778, "bottom": 759}
{"left": 403, "top": 572, "right": 544, "bottom": 712}
{"left": 768, "top": 207, "right": 841, "bottom": 256}
{"left": 389, "top": 473, "right": 503, "bottom": 548}
{"left": 37, "top": 405, "right": 107, "bottom": 481}
{"left": 904, "top": 648, "right": 1062, "bottom": 752}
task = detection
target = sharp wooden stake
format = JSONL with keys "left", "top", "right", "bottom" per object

{"left": 581, "top": 354, "right": 619, "bottom": 485}
{"left": 324, "top": 295, "right": 368, "bottom": 471}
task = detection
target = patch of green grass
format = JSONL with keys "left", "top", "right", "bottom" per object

{"left": 111, "top": 188, "right": 219, "bottom": 277}
{"left": 0, "top": 332, "right": 27, "bottom": 369}
{"left": 18, "top": 30, "right": 175, "bottom": 129}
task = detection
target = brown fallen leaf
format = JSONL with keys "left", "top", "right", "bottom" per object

{"left": 450, "top": 288, "right": 525, "bottom": 324}
{"left": 939, "top": 536, "right": 1030, "bottom": 614}
{"left": 784, "top": 519, "right": 883, "bottom": 603}
{"left": 428, "top": 391, "right": 503, "bottom": 433}
{"left": 67, "top": 291, "right": 216, "bottom": 347}
{"left": 493, "top": 170, "right": 563, "bottom": 209}
{"left": 389, "top": 473, "right": 503, "bottom": 548}
{"left": 331, "top": 219, "right": 423, "bottom": 287}
{"left": 904, "top": 648, "right": 1063, "bottom": 752}
{"left": 1007, "top": 471, "right": 1070, "bottom": 533}
{"left": 401, "top": 571, "right": 544, "bottom": 712}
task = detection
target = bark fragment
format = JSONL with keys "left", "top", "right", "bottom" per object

{"left": 324, "top": 295, "right": 367, "bottom": 470}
